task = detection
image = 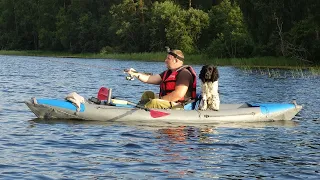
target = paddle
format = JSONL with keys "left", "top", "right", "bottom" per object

{"left": 97, "top": 87, "right": 170, "bottom": 118}
{"left": 126, "top": 101, "right": 170, "bottom": 118}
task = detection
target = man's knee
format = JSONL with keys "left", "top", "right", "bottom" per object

{"left": 141, "top": 91, "right": 156, "bottom": 100}
{"left": 146, "top": 98, "right": 160, "bottom": 107}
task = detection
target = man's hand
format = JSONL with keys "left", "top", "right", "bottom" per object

{"left": 124, "top": 68, "right": 139, "bottom": 77}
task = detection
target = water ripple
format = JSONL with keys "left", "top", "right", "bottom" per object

{"left": 0, "top": 55, "right": 319, "bottom": 179}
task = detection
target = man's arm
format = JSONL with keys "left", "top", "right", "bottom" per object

{"left": 137, "top": 73, "right": 162, "bottom": 85}
{"left": 126, "top": 68, "right": 162, "bottom": 85}
{"left": 161, "top": 85, "right": 188, "bottom": 101}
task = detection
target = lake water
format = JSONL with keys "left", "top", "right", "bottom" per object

{"left": 0, "top": 55, "right": 319, "bottom": 179}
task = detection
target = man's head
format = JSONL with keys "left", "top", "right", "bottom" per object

{"left": 165, "top": 49, "right": 184, "bottom": 70}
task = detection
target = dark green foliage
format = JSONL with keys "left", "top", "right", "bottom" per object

{"left": 149, "top": 1, "right": 208, "bottom": 53}
{"left": 109, "top": 0, "right": 147, "bottom": 52}
{"left": 204, "top": 0, "right": 253, "bottom": 58}
{"left": 0, "top": 0, "right": 318, "bottom": 64}
{"left": 237, "top": 0, "right": 319, "bottom": 63}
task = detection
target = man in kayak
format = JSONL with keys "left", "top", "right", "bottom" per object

{"left": 126, "top": 48, "right": 197, "bottom": 109}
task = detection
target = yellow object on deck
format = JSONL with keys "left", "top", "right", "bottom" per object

{"left": 111, "top": 99, "right": 128, "bottom": 105}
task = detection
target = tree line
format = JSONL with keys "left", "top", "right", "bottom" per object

{"left": 0, "top": 0, "right": 319, "bottom": 63}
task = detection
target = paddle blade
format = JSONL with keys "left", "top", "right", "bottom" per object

{"left": 125, "top": 100, "right": 170, "bottom": 118}
{"left": 97, "top": 87, "right": 110, "bottom": 101}
{"left": 150, "top": 109, "right": 170, "bottom": 118}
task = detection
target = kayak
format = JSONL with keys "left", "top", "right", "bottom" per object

{"left": 24, "top": 97, "right": 302, "bottom": 124}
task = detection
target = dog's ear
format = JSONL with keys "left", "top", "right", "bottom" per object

{"left": 199, "top": 65, "right": 207, "bottom": 82}
{"left": 211, "top": 67, "right": 219, "bottom": 81}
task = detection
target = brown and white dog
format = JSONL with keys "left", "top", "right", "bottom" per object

{"left": 199, "top": 65, "right": 220, "bottom": 111}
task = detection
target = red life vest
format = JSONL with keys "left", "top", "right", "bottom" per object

{"left": 159, "top": 66, "right": 197, "bottom": 102}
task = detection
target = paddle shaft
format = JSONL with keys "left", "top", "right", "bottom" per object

{"left": 126, "top": 101, "right": 170, "bottom": 118}
{"left": 97, "top": 87, "right": 169, "bottom": 118}
{"left": 126, "top": 101, "right": 149, "bottom": 111}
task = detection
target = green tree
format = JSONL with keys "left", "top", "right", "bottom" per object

{"left": 55, "top": 7, "right": 73, "bottom": 51}
{"left": 55, "top": 0, "right": 109, "bottom": 53}
{"left": 0, "top": 0, "right": 16, "bottom": 49}
{"left": 0, "top": 0, "right": 39, "bottom": 50}
{"left": 184, "top": 8, "right": 209, "bottom": 52}
{"left": 237, "top": 0, "right": 320, "bottom": 62}
{"left": 37, "top": 0, "right": 65, "bottom": 50}
{"left": 109, "top": 0, "right": 149, "bottom": 52}
{"left": 149, "top": 1, "right": 208, "bottom": 53}
{"left": 205, "top": 0, "right": 253, "bottom": 58}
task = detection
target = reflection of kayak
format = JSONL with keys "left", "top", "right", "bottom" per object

{"left": 30, "top": 117, "right": 298, "bottom": 129}
{"left": 25, "top": 97, "right": 302, "bottom": 123}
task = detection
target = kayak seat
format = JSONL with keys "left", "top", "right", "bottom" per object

{"left": 88, "top": 97, "right": 101, "bottom": 104}
{"left": 97, "top": 87, "right": 112, "bottom": 104}
{"left": 239, "top": 103, "right": 251, "bottom": 108}
{"left": 184, "top": 94, "right": 202, "bottom": 110}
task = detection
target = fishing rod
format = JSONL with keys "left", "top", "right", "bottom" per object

{"left": 47, "top": 58, "right": 123, "bottom": 71}
{"left": 44, "top": 46, "right": 173, "bottom": 80}
{"left": 46, "top": 58, "right": 152, "bottom": 80}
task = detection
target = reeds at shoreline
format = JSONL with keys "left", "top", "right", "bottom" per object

{"left": 240, "top": 66, "right": 320, "bottom": 78}
{"left": 1, "top": 50, "right": 318, "bottom": 70}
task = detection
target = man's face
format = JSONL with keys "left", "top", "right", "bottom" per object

{"left": 165, "top": 54, "right": 176, "bottom": 69}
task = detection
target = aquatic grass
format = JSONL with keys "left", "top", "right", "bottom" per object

{"left": 1, "top": 50, "right": 319, "bottom": 79}
{"left": 0, "top": 50, "right": 79, "bottom": 58}
{"left": 240, "top": 66, "right": 320, "bottom": 79}
{"left": 309, "top": 66, "right": 320, "bottom": 76}
{"left": 98, "top": 52, "right": 165, "bottom": 61}
{"left": 0, "top": 50, "right": 315, "bottom": 68}
{"left": 187, "top": 56, "right": 311, "bottom": 67}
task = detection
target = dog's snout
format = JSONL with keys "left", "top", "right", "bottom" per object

{"left": 205, "top": 72, "right": 211, "bottom": 79}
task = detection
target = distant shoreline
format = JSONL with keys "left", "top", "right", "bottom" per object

{"left": 0, "top": 50, "right": 316, "bottom": 68}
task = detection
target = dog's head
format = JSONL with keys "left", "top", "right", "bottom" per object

{"left": 199, "top": 65, "right": 219, "bottom": 83}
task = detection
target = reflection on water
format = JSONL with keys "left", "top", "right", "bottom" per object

{"left": 30, "top": 118, "right": 298, "bottom": 130}
{"left": 0, "top": 55, "right": 319, "bottom": 179}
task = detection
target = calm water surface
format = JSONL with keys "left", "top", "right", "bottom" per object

{"left": 0, "top": 55, "right": 319, "bottom": 179}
